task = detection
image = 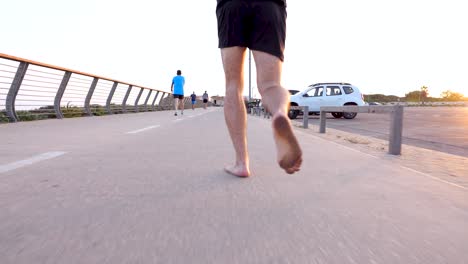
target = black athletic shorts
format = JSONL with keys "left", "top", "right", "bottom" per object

{"left": 173, "top": 94, "right": 184, "bottom": 99}
{"left": 203, "top": 99, "right": 208, "bottom": 103}
{"left": 216, "top": 1, "right": 287, "bottom": 61}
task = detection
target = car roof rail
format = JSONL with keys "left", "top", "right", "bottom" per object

{"left": 309, "top": 82, "right": 352, "bottom": 86}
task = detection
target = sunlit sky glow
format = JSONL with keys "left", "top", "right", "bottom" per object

{"left": 1, "top": 0, "right": 467, "bottom": 98}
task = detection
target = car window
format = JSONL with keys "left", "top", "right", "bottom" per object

{"left": 289, "top": 90, "right": 299, "bottom": 95}
{"left": 326, "top": 86, "right": 342, "bottom": 96}
{"left": 343, "top": 86, "right": 354, "bottom": 94}
{"left": 305, "top": 87, "right": 324, "bottom": 97}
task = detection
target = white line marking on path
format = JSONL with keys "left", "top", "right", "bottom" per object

{"left": 402, "top": 166, "right": 467, "bottom": 191}
{"left": 173, "top": 118, "right": 183, "bottom": 122}
{"left": 126, "top": 125, "right": 160, "bottom": 134}
{"left": 295, "top": 130, "right": 378, "bottom": 159}
{"left": 0, "top": 151, "right": 67, "bottom": 174}
{"left": 254, "top": 117, "right": 468, "bottom": 191}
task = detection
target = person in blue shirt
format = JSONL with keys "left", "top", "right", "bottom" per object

{"left": 171, "top": 70, "right": 185, "bottom": 116}
{"left": 190, "top": 92, "right": 197, "bottom": 110}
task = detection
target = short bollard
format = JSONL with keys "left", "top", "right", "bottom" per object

{"left": 302, "top": 106, "right": 309, "bottom": 128}
{"left": 319, "top": 110, "right": 326, "bottom": 133}
{"left": 263, "top": 108, "right": 271, "bottom": 119}
{"left": 389, "top": 105, "right": 404, "bottom": 155}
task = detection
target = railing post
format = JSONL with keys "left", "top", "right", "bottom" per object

{"left": 389, "top": 105, "right": 404, "bottom": 155}
{"left": 54, "top": 71, "right": 72, "bottom": 119}
{"left": 302, "top": 106, "right": 309, "bottom": 128}
{"left": 319, "top": 110, "right": 326, "bottom": 133}
{"left": 106, "top": 82, "right": 118, "bottom": 114}
{"left": 144, "top": 90, "right": 153, "bottom": 111}
{"left": 84, "top": 77, "right": 98, "bottom": 116}
{"left": 122, "top": 85, "right": 133, "bottom": 113}
{"left": 158, "top": 93, "right": 167, "bottom": 110}
{"left": 134, "top": 88, "right": 144, "bottom": 113}
{"left": 6, "top": 62, "right": 29, "bottom": 122}
{"left": 151, "top": 91, "right": 160, "bottom": 111}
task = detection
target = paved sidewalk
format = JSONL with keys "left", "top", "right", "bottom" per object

{"left": 1, "top": 108, "right": 468, "bottom": 264}
{"left": 290, "top": 120, "right": 468, "bottom": 190}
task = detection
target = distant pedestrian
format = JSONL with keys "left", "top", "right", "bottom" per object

{"left": 202, "top": 91, "right": 209, "bottom": 109}
{"left": 216, "top": 0, "right": 302, "bottom": 177}
{"left": 191, "top": 91, "right": 197, "bottom": 110}
{"left": 171, "top": 70, "right": 185, "bottom": 116}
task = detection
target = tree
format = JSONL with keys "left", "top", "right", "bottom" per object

{"left": 420, "top": 86, "right": 429, "bottom": 104}
{"left": 405, "top": 90, "right": 423, "bottom": 102}
{"left": 441, "top": 90, "right": 464, "bottom": 101}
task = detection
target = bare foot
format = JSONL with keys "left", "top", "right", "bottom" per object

{"left": 272, "top": 114, "right": 302, "bottom": 174}
{"left": 224, "top": 163, "right": 251, "bottom": 178}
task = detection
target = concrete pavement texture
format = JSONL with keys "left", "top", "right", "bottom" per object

{"left": 1, "top": 108, "right": 468, "bottom": 264}
{"left": 291, "top": 120, "right": 468, "bottom": 190}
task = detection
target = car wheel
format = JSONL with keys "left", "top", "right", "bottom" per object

{"left": 331, "top": 112, "right": 343, "bottom": 118}
{"left": 343, "top": 112, "right": 357, "bottom": 119}
{"left": 288, "top": 110, "right": 299, "bottom": 119}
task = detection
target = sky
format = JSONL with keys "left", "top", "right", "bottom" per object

{"left": 1, "top": 0, "right": 467, "bottom": 98}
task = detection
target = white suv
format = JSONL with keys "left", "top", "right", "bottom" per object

{"left": 288, "top": 82, "right": 365, "bottom": 119}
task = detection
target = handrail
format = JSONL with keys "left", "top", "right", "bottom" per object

{"left": 320, "top": 105, "right": 404, "bottom": 155}
{"left": 251, "top": 104, "right": 404, "bottom": 155}
{"left": 0, "top": 53, "right": 174, "bottom": 123}
{"left": 0, "top": 53, "right": 157, "bottom": 90}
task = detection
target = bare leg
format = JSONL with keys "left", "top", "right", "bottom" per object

{"left": 174, "top": 98, "right": 179, "bottom": 114}
{"left": 252, "top": 50, "right": 302, "bottom": 174}
{"left": 180, "top": 98, "right": 185, "bottom": 114}
{"left": 221, "top": 47, "right": 251, "bottom": 177}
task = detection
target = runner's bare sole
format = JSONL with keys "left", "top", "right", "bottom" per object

{"left": 272, "top": 114, "right": 302, "bottom": 174}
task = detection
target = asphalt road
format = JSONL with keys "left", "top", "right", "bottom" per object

{"left": 297, "top": 107, "right": 468, "bottom": 157}
{"left": 1, "top": 108, "right": 468, "bottom": 263}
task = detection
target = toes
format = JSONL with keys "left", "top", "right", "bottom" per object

{"left": 282, "top": 158, "right": 302, "bottom": 174}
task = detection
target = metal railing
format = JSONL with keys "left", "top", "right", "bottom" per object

{"left": 0, "top": 53, "right": 174, "bottom": 123}
{"left": 250, "top": 104, "right": 404, "bottom": 155}
{"left": 319, "top": 105, "right": 404, "bottom": 155}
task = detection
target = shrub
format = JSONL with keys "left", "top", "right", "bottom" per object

{"left": 0, "top": 111, "right": 9, "bottom": 123}
{"left": 63, "top": 106, "right": 85, "bottom": 118}
{"left": 90, "top": 104, "right": 107, "bottom": 116}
